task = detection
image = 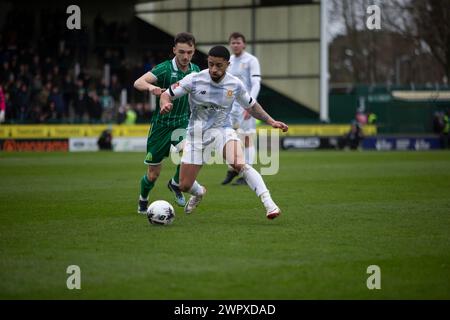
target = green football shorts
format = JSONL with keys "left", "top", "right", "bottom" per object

{"left": 144, "top": 124, "right": 187, "bottom": 165}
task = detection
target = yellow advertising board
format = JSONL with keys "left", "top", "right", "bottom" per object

{"left": 257, "top": 124, "right": 377, "bottom": 136}
{"left": 85, "top": 125, "right": 110, "bottom": 138}
{"left": 121, "top": 126, "right": 150, "bottom": 137}
{"left": 0, "top": 124, "right": 377, "bottom": 138}
{"left": 48, "top": 125, "right": 86, "bottom": 138}
{"left": 9, "top": 125, "right": 50, "bottom": 138}
{"left": 0, "top": 126, "right": 9, "bottom": 138}
{"left": 111, "top": 125, "right": 149, "bottom": 137}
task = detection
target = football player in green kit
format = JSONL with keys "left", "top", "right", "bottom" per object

{"left": 133, "top": 32, "right": 200, "bottom": 214}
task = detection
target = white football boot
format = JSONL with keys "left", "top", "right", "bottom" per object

{"left": 184, "top": 187, "right": 207, "bottom": 214}
{"left": 261, "top": 192, "right": 281, "bottom": 220}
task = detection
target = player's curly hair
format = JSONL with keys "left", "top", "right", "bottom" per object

{"left": 174, "top": 32, "right": 196, "bottom": 46}
{"left": 208, "top": 46, "right": 230, "bottom": 61}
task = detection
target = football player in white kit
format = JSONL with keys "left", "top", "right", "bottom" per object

{"left": 222, "top": 32, "right": 261, "bottom": 185}
{"left": 159, "top": 46, "right": 288, "bottom": 220}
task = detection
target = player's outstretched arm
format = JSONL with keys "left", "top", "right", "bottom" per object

{"left": 159, "top": 73, "right": 193, "bottom": 115}
{"left": 159, "top": 91, "right": 173, "bottom": 114}
{"left": 247, "top": 102, "right": 288, "bottom": 132}
{"left": 133, "top": 72, "right": 166, "bottom": 96}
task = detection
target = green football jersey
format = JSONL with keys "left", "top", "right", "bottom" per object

{"left": 150, "top": 58, "right": 200, "bottom": 127}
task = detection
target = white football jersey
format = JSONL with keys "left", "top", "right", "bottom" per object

{"left": 168, "top": 69, "right": 256, "bottom": 134}
{"left": 229, "top": 51, "right": 261, "bottom": 98}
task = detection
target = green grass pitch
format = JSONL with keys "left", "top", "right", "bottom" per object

{"left": 0, "top": 151, "right": 449, "bottom": 299}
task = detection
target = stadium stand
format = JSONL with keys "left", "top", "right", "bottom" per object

{"left": 0, "top": 5, "right": 173, "bottom": 125}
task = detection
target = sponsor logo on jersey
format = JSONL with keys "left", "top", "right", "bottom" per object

{"left": 201, "top": 104, "right": 223, "bottom": 111}
{"left": 200, "top": 90, "right": 207, "bottom": 95}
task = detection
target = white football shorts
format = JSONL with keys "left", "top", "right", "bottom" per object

{"left": 181, "top": 127, "right": 240, "bottom": 165}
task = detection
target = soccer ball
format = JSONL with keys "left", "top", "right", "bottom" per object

{"left": 146, "top": 200, "right": 175, "bottom": 225}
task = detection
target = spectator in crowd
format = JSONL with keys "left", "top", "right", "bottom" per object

{"left": 62, "top": 73, "right": 76, "bottom": 119}
{"left": 87, "top": 90, "right": 103, "bottom": 123}
{"left": 41, "top": 100, "right": 59, "bottom": 123}
{"left": 3, "top": 91, "right": 12, "bottom": 122}
{"left": 0, "top": 84, "right": 5, "bottom": 123}
{"left": 100, "top": 88, "right": 114, "bottom": 123}
{"left": 116, "top": 105, "right": 126, "bottom": 124}
{"left": 30, "top": 54, "right": 41, "bottom": 76}
{"left": 51, "top": 66, "right": 63, "bottom": 88}
{"left": 74, "top": 80, "right": 89, "bottom": 123}
{"left": 367, "top": 111, "right": 377, "bottom": 124}
{"left": 28, "top": 102, "right": 42, "bottom": 124}
{"left": 37, "top": 82, "right": 52, "bottom": 117}
{"left": 109, "top": 74, "right": 122, "bottom": 104}
{"left": 1, "top": 62, "right": 14, "bottom": 84}
{"left": 442, "top": 110, "right": 449, "bottom": 149}
{"left": 143, "top": 51, "right": 156, "bottom": 72}
{"left": 355, "top": 107, "right": 368, "bottom": 125}
{"left": 97, "top": 128, "right": 113, "bottom": 150}
{"left": 134, "top": 102, "right": 145, "bottom": 123}
{"left": 433, "top": 111, "right": 444, "bottom": 134}
{"left": 17, "top": 63, "right": 32, "bottom": 85}
{"left": 433, "top": 110, "right": 449, "bottom": 149}
{"left": 48, "top": 86, "right": 65, "bottom": 120}
{"left": 16, "top": 83, "right": 30, "bottom": 122}
{"left": 124, "top": 105, "right": 137, "bottom": 125}
{"left": 31, "top": 73, "right": 43, "bottom": 96}
{"left": 340, "top": 121, "right": 364, "bottom": 150}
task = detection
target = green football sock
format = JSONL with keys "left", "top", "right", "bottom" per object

{"left": 140, "top": 174, "right": 155, "bottom": 199}
{"left": 172, "top": 164, "right": 181, "bottom": 185}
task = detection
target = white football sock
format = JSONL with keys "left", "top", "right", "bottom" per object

{"left": 260, "top": 191, "right": 278, "bottom": 213}
{"left": 240, "top": 164, "right": 268, "bottom": 197}
{"left": 240, "top": 165, "right": 278, "bottom": 212}
{"left": 244, "top": 145, "right": 256, "bottom": 165}
{"left": 188, "top": 180, "right": 205, "bottom": 196}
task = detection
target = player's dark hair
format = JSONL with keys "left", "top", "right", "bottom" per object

{"left": 208, "top": 46, "right": 230, "bottom": 61}
{"left": 174, "top": 32, "right": 196, "bottom": 46}
{"left": 229, "top": 32, "right": 246, "bottom": 43}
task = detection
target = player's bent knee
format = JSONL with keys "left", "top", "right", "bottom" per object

{"left": 147, "top": 168, "right": 161, "bottom": 182}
